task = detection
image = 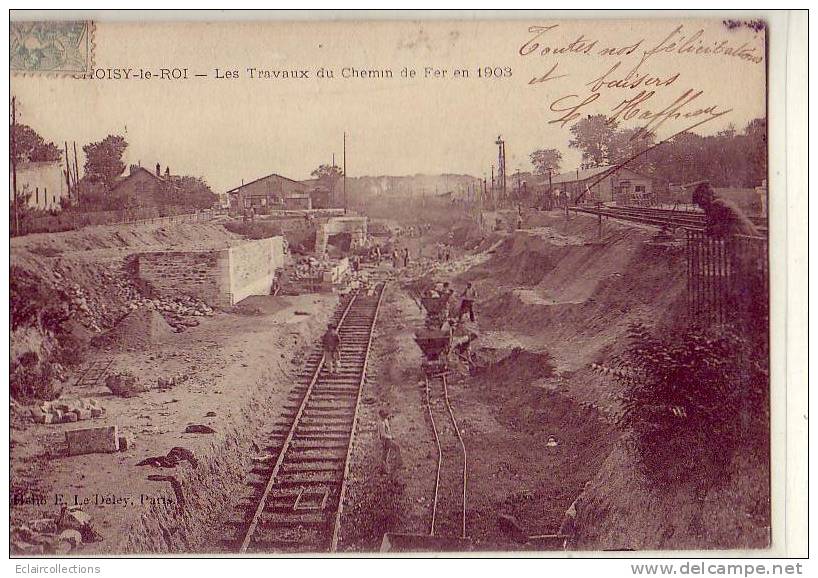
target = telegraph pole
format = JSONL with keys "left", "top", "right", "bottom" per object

{"left": 495, "top": 135, "right": 506, "bottom": 207}
{"left": 548, "top": 168, "right": 553, "bottom": 210}
{"left": 342, "top": 132, "right": 347, "bottom": 214}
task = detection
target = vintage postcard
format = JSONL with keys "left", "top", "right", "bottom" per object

{"left": 6, "top": 10, "right": 807, "bottom": 563}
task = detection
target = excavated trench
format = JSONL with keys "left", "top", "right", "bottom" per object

{"left": 32, "top": 210, "right": 765, "bottom": 554}
{"left": 336, "top": 209, "right": 768, "bottom": 552}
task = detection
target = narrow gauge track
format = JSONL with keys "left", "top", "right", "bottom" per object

{"left": 424, "top": 373, "right": 467, "bottom": 539}
{"left": 237, "top": 282, "right": 386, "bottom": 553}
{"left": 570, "top": 205, "right": 767, "bottom": 234}
{"left": 74, "top": 358, "right": 114, "bottom": 388}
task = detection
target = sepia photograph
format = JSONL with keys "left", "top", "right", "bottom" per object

{"left": 5, "top": 9, "right": 808, "bottom": 564}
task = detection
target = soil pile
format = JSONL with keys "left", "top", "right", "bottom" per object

{"left": 470, "top": 348, "right": 608, "bottom": 436}
{"left": 462, "top": 347, "right": 618, "bottom": 546}
{"left": 93, "top": 308, "right": 175, "bottom": 350}
{"left": 473, "top": 347, "right": 555, "bottom": 386}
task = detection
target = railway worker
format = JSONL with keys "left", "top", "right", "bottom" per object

{"left": 692, "top": 181, "right": 764, "bottom": 327}
{"left": 322, "top": 323, "right": 342, "bottom": 374}
{"left": 402, "top": 247, "right": 410, "bottom": 268}
{"left": 377, "top": 409, "right": 401, "bottom": 473}
{"left": 691, "top": 181, "right": 760, "bottom": 238}
{"left": 458, "top": 282, "right": 478, "bottom": 323}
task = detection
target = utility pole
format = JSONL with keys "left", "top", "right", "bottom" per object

{"left": 548, "top": 168, "right": 553, "bottom": 210}
{"left": 72, "top": 141, "right": 80, "bottom": 204}
{"left": 490, "top": 164, "right": 495, "bottom": 209}
{"left": 342, "top": 132, "right": 347, "bottom": 215}
{"left": 495, "top": 135, "right": 506, "bottom": 207}
{"left": 11, "top": 96, "right": 19, "bottom": 235}
{"left": 64, "top": 141, "right": 73, "bottom": 201}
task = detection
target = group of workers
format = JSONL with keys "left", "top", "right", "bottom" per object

{"left": 367, "top": 244, "right": 412, "bottom": 268}
{"left": 424, "top": 280, "right": 478, "bottom": 323}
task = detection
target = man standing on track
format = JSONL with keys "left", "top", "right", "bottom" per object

{"left": 322, "top": 323, "right": 341, "bottom": 374}
{"left": 378, "top": 409, "right": 401, "bottom": 473}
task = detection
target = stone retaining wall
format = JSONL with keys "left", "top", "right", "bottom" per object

{"left": 136, "top": 237, "right": 286, "bottom": 307}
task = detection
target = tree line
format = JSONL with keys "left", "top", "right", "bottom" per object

{"left": 530, "top": 115, "right": 767, "bottom": 189}
{"left": 10, "top": 107, "right": 218, "bottom": 215}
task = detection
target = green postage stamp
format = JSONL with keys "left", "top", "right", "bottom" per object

{"left": 10, "top": 21, "right": 93, "bottom": 75}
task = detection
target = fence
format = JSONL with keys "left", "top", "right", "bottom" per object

{"left": 15, "top": 206, "right": 214, "bottom": 235}
{"left": 686, "top": 230, "right": 769, "bottom": 326}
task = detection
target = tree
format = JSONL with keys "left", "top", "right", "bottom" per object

{"left": 529, "top": 148, "right": 563, "bottom": 176}
{"left": 743, "top": 118, "right": 767, "bottom": 186}
{"left": 83, "top": 135, "right": 127, "bottom": 191}
{"left": 608, "top": 128, "right": 657, "bottom": 176}
{"left": 568, "top": 114, "right": 619, "bottom": 168}
{"left": 166, "top": 175, "right": 218, "bottom": 209}
{"left": 10, "top": 124, "right": 61, "bottom": 163}
{"left": 311, "top": 164, "right": 344, "bottom": 192}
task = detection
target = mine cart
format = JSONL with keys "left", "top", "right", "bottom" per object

{"left": 419, "top": 293, "right": 452, "bottom": 330}
{"left": 414, "top": 327, "right": 452, "bottom": 376}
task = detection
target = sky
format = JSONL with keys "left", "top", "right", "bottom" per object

{"left": 11, "top": 18, "right": 767, "bottom": 193}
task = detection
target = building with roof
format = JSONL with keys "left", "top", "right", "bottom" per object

{"left": 549, "top": 165, "right": 655, "bottom": 205}
{"left": 13, "top": 160, "right": 67, "bottom": 212}
{"left": 226, "top": 173, "right": 311, "bottom": 213}
{"left": 108, "top": 163, "right": 178, "bottom": 207}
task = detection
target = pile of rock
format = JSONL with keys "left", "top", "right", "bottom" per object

{"left": 154, "top": 295, "right": 214, "bottom": 332}
{"left": 29, "top": 398, "right": 104, "bottom": 424}
{"left": 292, "top": 256, "right": 341, "bottom": 280}
{"left": 65, "top": 283, "right": 104, "bottom": 334}
{"left": 124, "top": 295, "right": 214, "bottom": 332}
{"left": 10, "top": 507, "right": 101, "bottom": 555}
{"left": 105, "top": 371, "right": 149, "bottom": 397}
{"left": 60, "top": 268, "right": 214, "bottom": 336}
{"left": 156, "top": 373, "right": 190, "bottom": 390}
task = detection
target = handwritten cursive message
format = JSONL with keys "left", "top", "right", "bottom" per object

{"left": 519, "top": 22, "right": 765, "bottom": 143}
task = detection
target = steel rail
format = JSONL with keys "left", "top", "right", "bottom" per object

{"left": 330, "top": 282, "right": 387, "bottom": 551}
{"left": 424, "top": 374, "right": 444, "bottom": 536}
{"left": 441, "top": 374, "right": 467, "bottom": 539}
{"left": 239, "top": 290, "right": 360, "bottom": 553}
{"left": 570, "top": 205, "right": 768, "bottom": 235}
{"left": 570, "top": 206, "right": 705, "bottom": 231}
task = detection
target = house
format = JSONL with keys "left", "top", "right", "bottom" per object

{"left": 226, "top": 173, "right": 310, "bottom": 213}
{"left": 549, "top": 165, "right": 655, "bottom": 205}
{"left": 13, "top": 160, "right": 67, "bottom": 212}
{"left": 108, "top": 164, "right": 176, "bottom": 207}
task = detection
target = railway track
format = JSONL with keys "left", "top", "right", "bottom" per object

{"left": 570, "top": 204, "right": 767, "bottom": 234}
{"left": 236, "top": 281, "right": 386, "bottom": 553}
{"left": 424, "top": 373, "right": 467, "bottom": 539}
{"left": 74, "top": 358, "right": 114, "bottom": 388}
